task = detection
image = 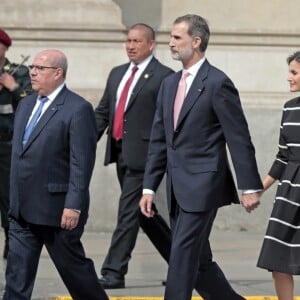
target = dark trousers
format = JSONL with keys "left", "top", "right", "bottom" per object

{"left": 4, "top": 217, "right": 108, "bottom": 300}
{"left": 101, "top": 142, "right": 171, "bottom": 277}
{"left": 0, "top": 141, "right": 11, "bottom": 229}
{"left": 165, "top": 201, "right": 245, "bottom": 300}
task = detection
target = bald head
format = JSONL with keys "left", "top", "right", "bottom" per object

{"left": 30, "top": 49, "right": 68, "bottom": 96}
{"left": 35, "top": 49, "right": 68, "bottom": 77}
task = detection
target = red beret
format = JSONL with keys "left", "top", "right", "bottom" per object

{"left": 0, "top": 29, "right": 12, "bottom": 48}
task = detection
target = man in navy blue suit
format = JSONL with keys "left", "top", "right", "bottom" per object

{"left": 4, "top": 49, "right": 108, "bottom": 300}
{"left": 140, "top": 15, "right": 262, "bottom": 300}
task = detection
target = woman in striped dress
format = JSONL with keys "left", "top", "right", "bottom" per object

{"left": 257, "top": 51, "right": 300, "bottom": 300}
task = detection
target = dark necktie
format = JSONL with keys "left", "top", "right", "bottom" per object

{"left": 113, "top": 66, "right": 138, "bottom": 141}
{"left": 22, "top": 96, "right": 48, "bottom": 147}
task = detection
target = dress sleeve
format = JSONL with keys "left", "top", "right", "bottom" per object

{"left": 269, "top": 105, "right": 288, "bottom": 179}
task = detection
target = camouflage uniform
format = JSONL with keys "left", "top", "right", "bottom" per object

{"left": 0, "top": 58, "right": 32, "bottom": 255}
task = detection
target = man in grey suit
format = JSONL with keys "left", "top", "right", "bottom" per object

{"left": 140, "top": 15, "right": 263, "bottom": 300}
{"left": 4, "top": 49, "right": 108, "bottom": 300}
{"left": 95, "top": 23, "right": 173, "bottom": 289}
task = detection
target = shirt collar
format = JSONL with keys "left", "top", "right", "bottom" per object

{"left": 129, "top": 54, "right": 153, "bottom": 71}
{"left": 39, "top": 83, "right": 65, "bottom": 103}
{"left": 47, "top": 83, "right": 65, "bottom": 102}
{"left": 184, "top": 57, "right": 206, "bottom": 77}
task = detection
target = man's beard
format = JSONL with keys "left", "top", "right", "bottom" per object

{"left": 171, "top": 48, "right": 193, "bottom": 62}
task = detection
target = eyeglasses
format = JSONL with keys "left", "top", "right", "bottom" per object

{"left": 29, "top": 65, "right": 59, "bottom": 72}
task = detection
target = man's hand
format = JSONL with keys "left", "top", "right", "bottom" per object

{"left": 139, "top": 194, "right": 155, "bottom": 218}
{"left": 0, "top": 72, "right": 19, "bottom": 91}
{"left": 61, "top": 208, "right": 80, "bottom": 230}
{"left": 240, "top": 192, "right": 260, "bottom": 213}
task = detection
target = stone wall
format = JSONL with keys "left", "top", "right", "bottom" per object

{"left": 1, "top": 0, "right": 299, "bottom": 232}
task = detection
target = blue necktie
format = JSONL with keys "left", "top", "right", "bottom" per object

{"left": 23, "top": 96, "right": 48, "bottom": 147}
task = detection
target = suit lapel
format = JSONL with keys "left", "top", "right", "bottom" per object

{"left": 112, "top": 64, "right": 129, "bottom": 104}
{"left": 125, "top": 57, "right": 157, "bottom": 111}
{"left": 22, "top": 88, "right": 67, "bottom": 152}
{"left": 174, "top": 60, "right": 209, "bottom": 130}
{"left": 166, "top": 72, "right": 181, "bottom": 135}
{"left": 16, "top": 95, "right": 36, "bottom": 152}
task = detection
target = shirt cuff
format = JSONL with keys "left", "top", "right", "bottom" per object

{"left": 242, "top": 189, "right": 262, "bottom": 194}
{"left": 143, "top": 189, "right": 155, "bottom": 195}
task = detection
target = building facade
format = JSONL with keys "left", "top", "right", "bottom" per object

{"left": 2, "top": 0, "right": 300, "bottom": 231}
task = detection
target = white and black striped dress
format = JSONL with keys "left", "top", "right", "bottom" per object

{"left": 257, "top": 97, "right": 300, "bottom": 274}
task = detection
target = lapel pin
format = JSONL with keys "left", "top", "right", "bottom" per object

{"left": 144, "top": 74, "right": 149, "bottom": 79}
{"left": 198, "top": 88, "right": 202, "bottom": 92}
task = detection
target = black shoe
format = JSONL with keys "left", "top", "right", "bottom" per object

{"left": 99, "top": 275, "right": 125, "bottom": 289}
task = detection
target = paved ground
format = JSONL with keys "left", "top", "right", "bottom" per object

{"left": 0, "top": 227, "right": 299, "bottom": 299}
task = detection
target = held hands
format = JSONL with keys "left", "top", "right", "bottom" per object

{"left": 60, "top": 208, "right": 80, "bottom": 230}
{"left": 141, "top": 192, "right": 261, "bottom": 215}
{"left": 139, "top": 194, "right": 155, "bottom": 218}
{"left": 240, "top": 192, "right": 261, "bottom": 213}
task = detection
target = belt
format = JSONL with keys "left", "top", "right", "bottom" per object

{"left": 0, "top": 104, "right": 13, "bottom": 114}
{"left": 0, "top": 130, "right": 13, "bottom": 141}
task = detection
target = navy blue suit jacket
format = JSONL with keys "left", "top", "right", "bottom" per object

{"left": 143, "top": 59, "right": 263, "bottom": 212}
{"left": 9, "top": 86, "right": 97, "bottom": 226}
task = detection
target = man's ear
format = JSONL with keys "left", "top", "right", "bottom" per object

{"left": 192, "top": 37, "right": 202, "bottom": 50}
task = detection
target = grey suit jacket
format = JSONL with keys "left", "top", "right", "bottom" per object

{"left": 9, "top": 86, "right": 97, "bottom": 226}
{"left": 143, "top": 59, "right": 263, "bottom": 213}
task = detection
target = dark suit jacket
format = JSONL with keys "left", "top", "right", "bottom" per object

{"left": 143, "top": 59, "right": 263, "bottom": 212}
{"left": 95, "top": 56, "right": 174, "bottom": 171}
{"left": 9, "top": 86, "right": 97, "bottom": 226}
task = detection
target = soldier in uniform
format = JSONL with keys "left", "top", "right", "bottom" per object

{"left": 0, "top": 28, "right": 32, "bottom": 258}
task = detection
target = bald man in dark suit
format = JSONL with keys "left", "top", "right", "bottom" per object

{"left": 4, "top": 49, "right": 108, "bottom": 300}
